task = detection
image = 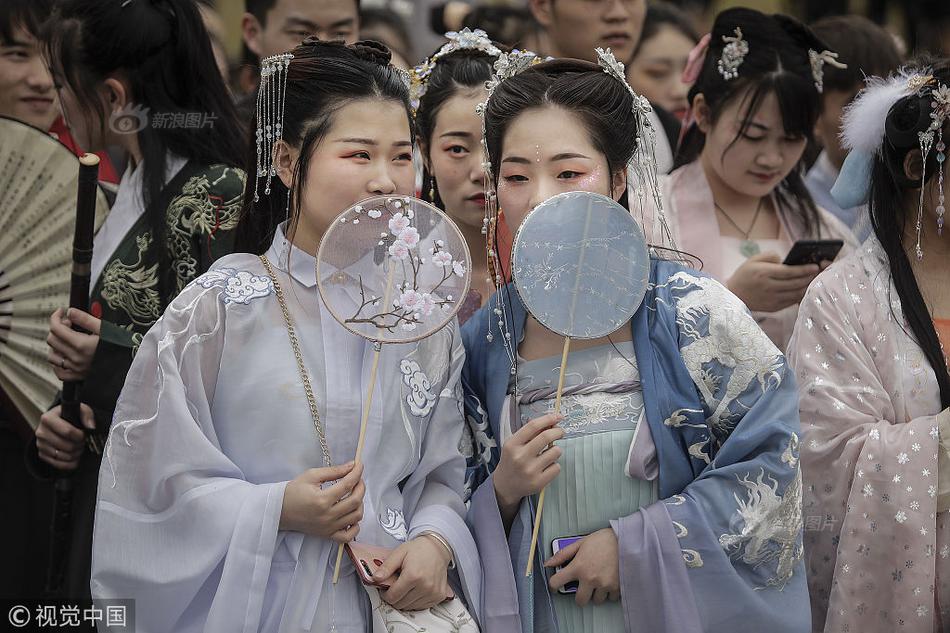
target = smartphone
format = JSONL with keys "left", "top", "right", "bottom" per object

{"left": 345, "top": 542, "right": 393, "bottom": 589}
{"left": 782, "top": 239, "right": 844, "bottom": 266}
{"left": 551, "top": 536, "right": 583, "bottom": 594}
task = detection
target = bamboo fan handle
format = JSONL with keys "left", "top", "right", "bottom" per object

{"left": 525, "top": 336, "right": 571, "bottom": 576}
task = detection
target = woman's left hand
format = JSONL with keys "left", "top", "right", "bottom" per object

{"left": 545, "top": 528, "right": 621, "bottom": 606}
{"left": 46, "top": 308, "right": 101, "bottom": 381}
{"left": 376, "top": 534, "right": 453, "bottom": 611}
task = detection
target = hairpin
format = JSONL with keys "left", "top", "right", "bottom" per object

{"left": 717, "top": 27, "right": 748, "bottom": 81}
{"left": 808, "top": 49, "right": 847, "bottom": 93}
{"left": 915, "top": 82, "right": 949, "bottom": 256}
{"left": 409, "top": 28, "right": 501, "bottom": 112}
{"left": 253, "top": 53, "right": 293, "bottom": 202}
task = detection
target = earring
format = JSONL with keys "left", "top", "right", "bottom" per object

{"left": 429, "top": 178, "right": 437, "bottom": 202}
{"left": 284, "top": 188, "right": 291, "bottom": 221}
{"left": 937, "top": 134, "right": 946, "bottom": 236}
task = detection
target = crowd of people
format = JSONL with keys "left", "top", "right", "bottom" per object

{"left": 1, "top": 0, "right": 949, "bottom": 632}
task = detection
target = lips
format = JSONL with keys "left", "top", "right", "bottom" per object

{"left": 21, "top": 97, "right": 54, "bottom": 112}
{"left": 602, "top": 33, "right": 631, "bottom": 48}
{"left": 750, "top": 172, "right": 779, "bottom": 183}
{"left": 467, "top": 193, "right": 486, "bottom": 205}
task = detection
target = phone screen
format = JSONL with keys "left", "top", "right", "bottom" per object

{"left": 551, "top": 536, "right": 583, "bottom": 594}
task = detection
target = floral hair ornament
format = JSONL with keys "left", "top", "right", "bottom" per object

{"left": 808, "top": 49, "right": 847, "bottom": 94}
{"left": 833, "top": 71, "right": 949, "bottom": 259}
{"left": 717, "top": 27, "right": 748, "bottom": 81}
{"left": 596, "top": 47, "right": 677, "bottom": 251}
{"left": 315, "top": 195, "right": 472, "bottom": 579}
{"left": 409, "top": 28, "right": 502, "bottom": 111}
{"left": 253, "top": 52, "right": 293, "bottom": 202}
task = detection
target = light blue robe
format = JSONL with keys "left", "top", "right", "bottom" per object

{"left": 460, "top": 258, "right": 810, "bottom": 633}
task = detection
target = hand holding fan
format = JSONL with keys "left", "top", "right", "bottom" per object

{"left": 316, "top": 195, "right": 471, "bottom": 583}
{"left": 510, "top": 191, "right": 650, "bottom": 576}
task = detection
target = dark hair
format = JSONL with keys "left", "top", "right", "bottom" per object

{"left": 485, "top": 58, "right": 639, "bottom": 191}
{"left": 675, "top": 8, "right": 827, "bottom": 237}
{"left": 868, "top": 57, "right": 950, "bottom": 408}
{"left": 461, "top": 6, "right": 537, "bottom": 49}
{"left": 0, "top": 0, "right": 51, "bottom": 43}
{"left": 809, "top": 15, "right": 902, "bottom": 95}
{"left": 416, "top": 45, "right": 504, "bottom": 209}
{"left": 246, "top": 0, "right": 360, "bottom": 27}
{"left": 632, "top": 1, "right": 699, "bottom": 59}
{"left": 360, "top": 7, "right": 412, "bottom": 61}
{"left": 235, "top": 38, "right": 412, "bottom": 254}
{"left": 43, "top": 0, "right": 244, "bottom": 206}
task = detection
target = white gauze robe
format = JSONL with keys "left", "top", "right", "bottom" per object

{"left": 90, "top": 226, "right": 481, "bottom": 633}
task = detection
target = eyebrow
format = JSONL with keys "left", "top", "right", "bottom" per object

{"left": 551, "top": 152, "right": 591, "bottom": 161}
{"left": 1, "top": 38, "right": 32, "bottom": 48}
{"left": 439, "top": 131, "right": 473, "bottom": 139}
{"left": 284, "top": 16, "right": 355, "bottom": 30}
{"left": 335, "top": 138, "right": 413, "bottom": 147}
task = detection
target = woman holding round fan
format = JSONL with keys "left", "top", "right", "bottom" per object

{"left": 27, "top": 0, "right": 245, "bottom": 600}
{"left": 462, "top": 47, "right": 809, "bottom": 632}
{"left": 88, "top": 38, "right": 480, "bottom": 633}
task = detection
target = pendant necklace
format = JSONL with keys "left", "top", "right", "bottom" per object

{"left": 714, "top": 198, "right": 764, "bottom": 257}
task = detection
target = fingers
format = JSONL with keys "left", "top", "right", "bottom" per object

{"left": 536, "top": 445, "right": 563, "bottom": 470}
{"left": 66, "top": 308, "right": 102, "bottom": 335}
{"left": 329, "top": 522, "right": 360, "bottom": 544}
{"left": 592, "top": 587, "right": 611, "bottom": 605}
{"left": 749, "top": 252, "right": 781, "bottom": 263}
{"left": 37, "top": 448, "right": 81, "bottom": 471}
{"left": 548, "top": 561, "right": 578, "bottom": 594}
{"left": 36, "top": 429, "right": 85, "bottom": 456}
{"left": 512, "top": 413, "right": 562, "bottom": 445}
{"left": 544, "top": 539, "right": 581, "bottom": 569}
{"left": 326, "top": 462, "right": 364, "bottom": 493}
{"left": 79, "top": 404, "right": 97, "bottom": 431}
{"left": 574, "top": 581, "right": 595, "bottom": 608}
{"left": 309, "top": 461, "right": 356, "bottom": 485}
{"left": 48, "top": 315, "right": 85, "bottom": 356}
{"left": 374, "top": 545, "right": 408, "bottom": 581}
{"left": 330, "top": 479, "right": 366, "bottom": 517}
{"left": 331, "top": 506, "right": 364, "bottom": 533}
{"left": 767, "top": 263, "right": 820, "bottom": 281}
{"left": 38, "top": 409, "right": 86, "bottom": 445}
{"left": 524, "top": 426, "right": 565, "bottom": 456}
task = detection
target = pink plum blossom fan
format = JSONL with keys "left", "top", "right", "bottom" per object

{"left": 316, "top": 195, "right": 471, "bottom": 581}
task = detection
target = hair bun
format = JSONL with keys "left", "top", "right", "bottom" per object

{"left": 350, "top": 40, "right": 392, "bottom": 66}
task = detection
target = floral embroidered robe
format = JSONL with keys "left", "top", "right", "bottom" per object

{"left": 90, "top": 226, "right": 481, "bottom": 632}
{"left": 461, "top": 258, "right": 811, "bottom": 633}
{"left": 788, "top": 239, "right": 950, "bottom": 632}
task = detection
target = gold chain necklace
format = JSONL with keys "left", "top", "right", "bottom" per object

{"left": 259, "top": 255, "right": 333, "bottom": 468}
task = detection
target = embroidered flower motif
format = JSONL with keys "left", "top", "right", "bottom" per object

{"left": 389, "top": 212, "right": 410, "bottom": 234}
{"left": 380, "top": 508, "right": 408, "bottom": 541}
{"left": 419, "top": 293, "right": 437, "bottom": 317}
{"left": 195, "top": 268, "right": 273, "bottom": 305}
{"left": 388, "top": 240, "right": 410, "bottom": 260}
{"left": 398, "top": 289, "right": 423, "bottom": 312}
{"left": 400, "top": 359, "right": 437, "bottom": 417}
{"left": 432, "top": 250, "right": 453, "bottom": 267}
{"left": 453, "top": 261, "right": 466, "bottom": 277}
{"left": 398, "top": 226, "right": 420, "bottom": 248}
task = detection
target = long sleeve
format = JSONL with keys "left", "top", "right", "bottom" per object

{"left": 91, "top": 272, "right": 287, "bottom": 633}
{"left": 615, "top": 271, "right": 809, "bottom": 633}
{"left": 787, "top": 261, "right": 945, "bottom": 633}
{"left": 399, "top": 323, "right": 482, "bottom": 618}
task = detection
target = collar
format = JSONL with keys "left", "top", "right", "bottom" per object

{"left": 265, "top": 222, "right": 318, "bottom": 288}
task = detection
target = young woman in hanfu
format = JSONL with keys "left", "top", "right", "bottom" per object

{"left": 28, "top": 0, "right": 246, "bottom": 600}
{"left": 647, "top": 8, "right": 856, "bottom": 352}
{"left": 90, "top": 39, "right": 480, "bottom": 632}
{"left": 461, "top": 51, "right": 810, "bottom": 633}
{"left": 413, "top": 29, "right": 506, "bottom": 325}
{"left": 788, "top": 60, "right": 950, "bottom": 632}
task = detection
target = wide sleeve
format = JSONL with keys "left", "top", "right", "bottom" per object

{"left": 399, "top": 322, "right": 482, "bottom": 615}
{"left": 613, "top": 273, "right": 809, "bottom": 633}
{"left": 786, "top": 265, "right": 944, "bottom": 633}
{"left": 90, "top": 271, "right": 287, "bottom": 633}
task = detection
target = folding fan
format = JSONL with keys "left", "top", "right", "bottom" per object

{"left": 0, "top": 116, "right": 110, "bottom": 431}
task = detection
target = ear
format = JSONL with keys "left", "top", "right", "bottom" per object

{"left": 610, "top": 167, "right": 628, "bottom": 201}
{"left": 274, "top": 140, "right": 298, "bottom": 189}
{"left": 242, "top": 13, "right": 263, "bottom": 59}
{"left": 528, "top": 0, "right": 554, "bottom": 28}
{"left": 102, "top": 77, "right": 129, "bottom": 111}
{"left": 691, "top": 93, "right": 711, "bottom": 134}
{"left": 903, "top": 148, "right": 924, "bottom": 183}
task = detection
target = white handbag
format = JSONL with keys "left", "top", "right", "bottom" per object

{"left": 363, "top": 585, "right": 480, "bottom": 633}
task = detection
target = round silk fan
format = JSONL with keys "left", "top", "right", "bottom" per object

{"left": 510, "top": 191, "right": 650, "bottom": 576}
{"left": 0, "top": 116, "right": 110, "bottom": 432}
